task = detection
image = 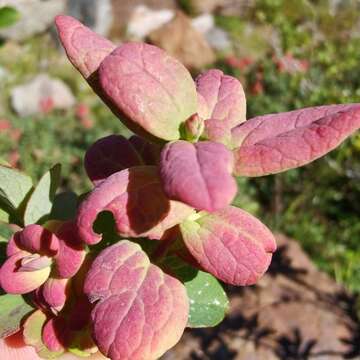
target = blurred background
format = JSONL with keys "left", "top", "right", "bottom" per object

{"left": 0, "top": 0, "right": 360, "bottom": 358}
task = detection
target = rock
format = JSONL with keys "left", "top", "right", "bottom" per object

{"left": 110, "top": 0, "right": 177, "bottom": 39}
{"left": 206, "top": 27, "right": 231, "bottom": 51}
{"left": 184, "top": 13, "right": 231, "bottom": 52}
{"left": 165, "top": 234, "right": 359, "bottom": 359}
{"left": 66, "top": 0, "right": 113, "bottom": 36}
{"left": 127, "top": 5, "right": 174, "bottom": 40}
{"left": 191, "top": 13, "right": 214, "bottom": 35}
{"left": 11, "top": 74, "right": 75, "bottom": 116}
{"left": 0, "top": 0, "right": 66, "bottom": 41}
{"left": 148, "top": 11, "right": 215, "bottom": 69}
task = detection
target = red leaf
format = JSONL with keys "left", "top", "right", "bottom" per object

{"left": 54, "top": 222, "right": 86, "bottom": 279}
{"left": 129, "top": 135, "right": 161, "bottom": 166}
{"left": 180, "top": 206, "right": 276, "bottom": 286}
{"left": 160, "top": 141, "right": 237, "bottom": 212}
{"left": 196, "top": 69, "right": 246, "bottom": 143}
{"left": 55, "top": 15, "right": 115, "bottom": 81}
{"left": 84, "top": 241, "right": 189, "bottom": 360}
{"left": 85, "top": 135, "right": 143, "bottom": 185}
{"left": 232, "top": 104, "right": 360, "bottom": 176}
{"left": 77, "top": 166, "right": 193, "bottom": 244}
{"left": 98, "top": 42, "right": 197, "bottom": 141}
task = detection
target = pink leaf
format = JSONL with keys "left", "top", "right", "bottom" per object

{"left": 99, "top": 42, "right": 197, "bottom": 141}
{"left": 84, "top": 240, "right": 189, "bottom": 360}
{"left": 0, "top": 252, "right": 51, "bottom": 294}
{"left": 55, "top": 17, "right": 198, "bottom": 141}
{"left": 180, "top": 206, "right": 276, "bottom": 286}
{"left": 54, "top": 222, "right": 86, "bottom": 279}
{"left": 77, "top": 166, "right": 193, "bottom": 244}
{"left": 128, "top": 135, "right": 161, "bottom": 166}
{"left": 42, "top": 317, "right": 68, "bottom": 353}
{"left": 41, "top": 278, "right": 69, "bottom": 313}
{"left": 196, "top": 69, "right": 246, "bottom": 143}
{"left": 18, "top": 254, "right": 52, "bottom": 272}
{"left": 85, "top": 135, "right": 143, "bottom": 185}
{"left": 160, "top": 140, "right": 237, "bottom": 212}
{"left": 6, "top": 234, "right": 22, "bottom": 257}
{"left": 232, "top": 104, "right": 360, "bottom": 176}
{"left": 8, "top": 225, "right": 59, "bottom": 257}
{"left": 55, "top": 15, "right": 116, "bottom": 81}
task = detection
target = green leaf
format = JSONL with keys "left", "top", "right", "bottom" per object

{"left": 0, "top": 165, "right": 33, "bottom": 211}
{"left": 0, "top": 294, "right": 34, "bottom": 338}
{"left": 186, "top": 271, "right": 229, "bottom": 327}
{"left": 164, "top": 256, "right": 229, "bottom": 328}
{"left": 50, "top": 191, "right": 78, "bottom": 221}
{"left": 0, "top": 207, "right": 9, "bottom": 223}
{"left": 0, "top": 6, "right": 20, "bottom": 29}
{"left": 24, "top": 164, "right": 61, "bottom": 226}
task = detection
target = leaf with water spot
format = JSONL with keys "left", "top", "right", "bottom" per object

{"left": 164, "top": 256, "right": 229, "bottom": 328}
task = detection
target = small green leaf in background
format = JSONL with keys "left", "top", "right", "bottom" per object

{"left": 0, "top": 165, "right": 33, "bottom": 210}
{"left": 50, "top": 191, "right": 78, "bottom": 221}
{"left": 0, "top": 6, "right": 20, "bottom": 28}
{"left": 0, "top": 294, "right": 34, "bottom": 338}
{"left": 0, "top": 207, "right": 9, "bottom": 223}
{"left": 164, "top": 257, "right": 229, "bottom": 328}
{"left": 24, "top": 164, "right": 61, "bottom": 225}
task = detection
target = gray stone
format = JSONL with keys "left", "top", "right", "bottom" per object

{"left": 0, "top": 0, "right": 66, "bottom": 41}
{"left": 126, "top": 5, "right": 174, "bottom": 40}
{"left": 206, "top": 27, "right": 231, "bottom": 51}
{"left": 11, "top": 74, "right": 75, "bottom": 116}
{"left": 191, "top": 13, "right": 214, "bottom": 35}
{"left": 66, "top": 0, "right": 113, "bottom": 36}
{"left": 110, "top": 0, "right": 177, "bottom": 39}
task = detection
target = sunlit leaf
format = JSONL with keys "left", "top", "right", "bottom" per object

{"left": 24, "top": 164, "right": 61, "bottom": 225}
{"left": 0, "top": 294, "right": 34, "bottom": 338}
{"left": 84, "top": 240, "right": 189, "bottom": 360}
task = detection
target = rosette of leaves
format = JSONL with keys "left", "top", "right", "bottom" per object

{"left": 0, "top": 15, "right": 359, "bottom": 360}
{"left": 0, "top": 164, "right": 98, "bottom": 358}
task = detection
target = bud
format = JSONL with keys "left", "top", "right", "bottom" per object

{"left": 183, "top": 113, "right": 204, "bottom": 142}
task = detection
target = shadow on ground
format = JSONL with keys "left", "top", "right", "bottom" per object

{"left": 164, "top": 235, "right": 360, "bottom": 360}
